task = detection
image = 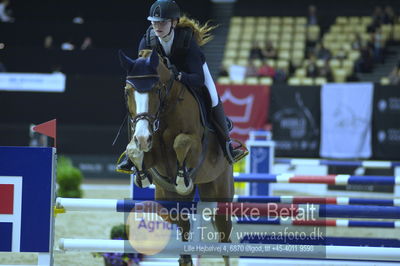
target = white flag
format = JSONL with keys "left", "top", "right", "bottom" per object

{"left": 320, "top": 83, "right": 374, "bottom": 158}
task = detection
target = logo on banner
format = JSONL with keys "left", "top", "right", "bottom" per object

{"left": 272, "top": 92, "right": 318, "bottom": 139}
{"left": 217, "top": 84, "right": 269, "bottom": 142}
{"left": 378, "top": 99, "right": 387, "bottom": 112}
{"left": 333, "top": 104, "right": 369, "bottom": 129}
{"left": 378, "top": 129, "right": 400, "bottom": 143}
{"left": 378, "top": 130, "right": 386, "bottom": 143}
{"left": 220, "top": 89, "right": 254, "bottom": 123}
{"left": 251, "top": 147, "right": 269, "bottom": 173}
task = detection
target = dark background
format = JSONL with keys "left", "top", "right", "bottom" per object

{"left": 1, "top": 0, "right": 399, "bottom": 160}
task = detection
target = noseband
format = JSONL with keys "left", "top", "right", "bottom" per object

{"left": 126, "top": 74, "right": 174, "bottom": 135}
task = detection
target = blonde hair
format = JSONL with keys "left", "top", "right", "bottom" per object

{"left": 176, "top": 15, "right": 217, "bottom": 46}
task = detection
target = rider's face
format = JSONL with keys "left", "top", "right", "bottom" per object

{"left": 151, "top": 20, "right": 172, "bottom": 38}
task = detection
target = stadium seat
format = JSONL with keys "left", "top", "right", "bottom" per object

{"left": 231, "top": 17, "right": 242, "bottom": 25}
{"left": 282, "top": 17, "right": 294, "bottom": 25}
{"left": 224, "top": 49, "right": 237, "bottom": 59}
{"left": 380, "top": 77, "right": 390, "bottom": 85}
{"left": 244, "top": 16, "right": 256, "bottom": 25}
{"left": 348, "top": 50, "right": 361, "bottom": 61}
{"left": 245, "top": 77, "right": 259, "bottom": 84}
{"left": 294, "top": 25, "right": 306, "bottom": 33}
{"left": 259, "top": 77, "right": 273, "bottom": 86}
{"left": 232, "top": 79, "right": 245, "bottom": 85}
{"left": 393, "top": 25, "right": 400, "bottom": 41}
{"left": 329, "top": 59, "right": 341, "bottom": 70}
{"left": 279, "top": 41, "right": 292, "bottom": 50}
{"left": 270, "top": 17, "right": 281, "bottom": 25}
{"left": 314, "top": 77, "right": 328, "bottom": 85}
{"left": 288, "top": 77, "right": 301, "bottom": 85}
{"left": 295, "top": 17, "right": 307, "bottom": 25}
{"left": 361, "top": 16, "right": 372, "bottom": 25}
{"left": 276, "top": 60, "right": 289, "bottom": 72}
{"left": 278, "top": 50, "right": 291, "bottom": 60}
{"left": 307, "top": 25, "right": 320, "bottom": 41}
{"left": 226, "top": 42, "right": 239, "bottom": 50}
{"left": 236, "top": 58, "right": 248, "bottom": 66}
{"left": 295, "top": 68, "right": 306, "bottom": 78}
{"left": 349, "top": 16, "right": 361, "bottom": 24}
{"left": 342, "top": 60, "right": 355, "bottom": 75}
{"left": 257, "top": 17, "right": 268, "bottom": 25}
{"left": 301, "top": 77, "right": 314, "bottom": 85}
{"left": 218, "top": 77, "right": 231, "bottom": 84}
{"left": 333, "top": 68, "right": 347, "bottom": 83}
{"left": 336, "top": 17, "right": 348, "bottom": 24}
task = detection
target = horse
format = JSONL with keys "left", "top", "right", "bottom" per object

{"left": 119, "top": 48, "right": 234, "bottom": 266}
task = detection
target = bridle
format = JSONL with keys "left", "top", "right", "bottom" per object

{"left": 126, "top": 73, "right": 174, "bottom": 135}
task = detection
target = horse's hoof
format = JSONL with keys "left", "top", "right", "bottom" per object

{"left": 134, "top": 171, "right": 152, "bottom": 188}
{"left": 178, "top": 255, "right": 193, "bottom": 266}
{"left": 175, "top": 175, "right": 194, "bottom": 196}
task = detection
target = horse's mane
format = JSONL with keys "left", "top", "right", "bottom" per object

{"left": 177, "top": 15, "right": 217, "bottom": 46}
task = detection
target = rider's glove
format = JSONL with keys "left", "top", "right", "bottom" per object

{"left": 170, "top": 65, "right": 182, "bottom": 81}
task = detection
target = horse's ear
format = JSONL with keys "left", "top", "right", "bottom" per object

{"left": 149, "top": 48, "right": 159, "bottom": 70}
{"left": 118, "top": 49, "right": 134, "bottom": 71}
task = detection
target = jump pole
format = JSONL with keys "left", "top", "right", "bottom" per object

{"left": 234, "top": 195, "right": 400, "bottom": 206}
{"left": 234, "top": 173, "right": 400, "bottom": 186}
{"left": 236, "top": 217, "right": 400, "bottom": 228}
{"left": 275, "top": 158, "right": 400, "bottom": 169}
{"left": 56, "top": 198, "right": 400, "bottom": 219}
{"left": 58, "top": 239, "right": 400, "bottom": 262}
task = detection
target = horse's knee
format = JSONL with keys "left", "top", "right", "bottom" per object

{"left": 174, "top": 134, "right": 193, "bottom": 161}
{"left": 174, "top": 134, "right": 193, "bottom": 150}
{"left": 174, "top": 134, "right": 200, "bottom": 166}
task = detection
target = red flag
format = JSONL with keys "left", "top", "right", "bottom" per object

{"left": 32, "top": 119, "right": 57, "bottom": 147}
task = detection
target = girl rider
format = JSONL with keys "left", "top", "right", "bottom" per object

{"left": 117, "top": 0, "right": 247, "bottom": 173}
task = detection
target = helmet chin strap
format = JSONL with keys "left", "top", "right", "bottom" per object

{"left": 160, "top": 21, "right": 175, "bottom": 42}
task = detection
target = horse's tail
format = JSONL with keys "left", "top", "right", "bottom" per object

{"left": 177, "top": 15, "right": 218, "bottom": 46}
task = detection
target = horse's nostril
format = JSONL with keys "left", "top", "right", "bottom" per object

{"left": 148, "top": 135, "right": 152, "bottom": 144}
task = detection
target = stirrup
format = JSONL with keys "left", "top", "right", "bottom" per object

{"left": 229, "top": 139, "right": 249, "bottom": 164}
{"left": 115, "top": 151, "right": 134, "bottom": 174}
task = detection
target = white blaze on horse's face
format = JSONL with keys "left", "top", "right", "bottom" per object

{"left": 134, "top": 90, "right": 152, "bottom": 152}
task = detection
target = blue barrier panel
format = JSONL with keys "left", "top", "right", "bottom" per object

{"left": 0, "top": 146, "right": 55, "bottom": 253}
{"left": 0, "top": 223, "right": 13, "bottom": 251}
{"left": 245, "top": 131, "right": 275, "bottom": 196}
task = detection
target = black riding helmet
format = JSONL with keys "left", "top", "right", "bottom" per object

{"left": 148, "top": 0, "right": 181, "bottom": 22}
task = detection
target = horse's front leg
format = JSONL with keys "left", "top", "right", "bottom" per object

{"left": 173, "top": 133, "right": 201, "bottom": 195}
{"left": 126, "top": 139, "right": 153, "bottom": 188}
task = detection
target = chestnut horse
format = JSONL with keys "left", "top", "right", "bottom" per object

{"left": 119, "top": 49, "right": 233, "bottom": 266}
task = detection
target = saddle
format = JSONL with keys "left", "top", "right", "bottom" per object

{"left": 186, "top": 85, "right": 233, "bottom": 133}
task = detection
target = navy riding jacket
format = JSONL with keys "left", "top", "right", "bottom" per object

{"left": 138, "top": 27, "right": 205, "bottom": 89}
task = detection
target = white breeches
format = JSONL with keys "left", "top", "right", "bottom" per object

{"left": 203, "top": 62, "right": 219, "bottom": 107}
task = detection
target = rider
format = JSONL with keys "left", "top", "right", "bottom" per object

{"left": 116, "top": 0, "right": 247, "bottom": 173}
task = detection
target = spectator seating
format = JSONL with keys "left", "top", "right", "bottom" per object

{"left": 219, "top": 15, "right": 400, "bottom": 86}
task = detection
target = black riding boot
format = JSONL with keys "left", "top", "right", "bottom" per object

{"left": 211, "top": 100, "right": 246, "bottom": 164}
{"left": 116, "top": 153, "right": 134, "bottom": 174}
